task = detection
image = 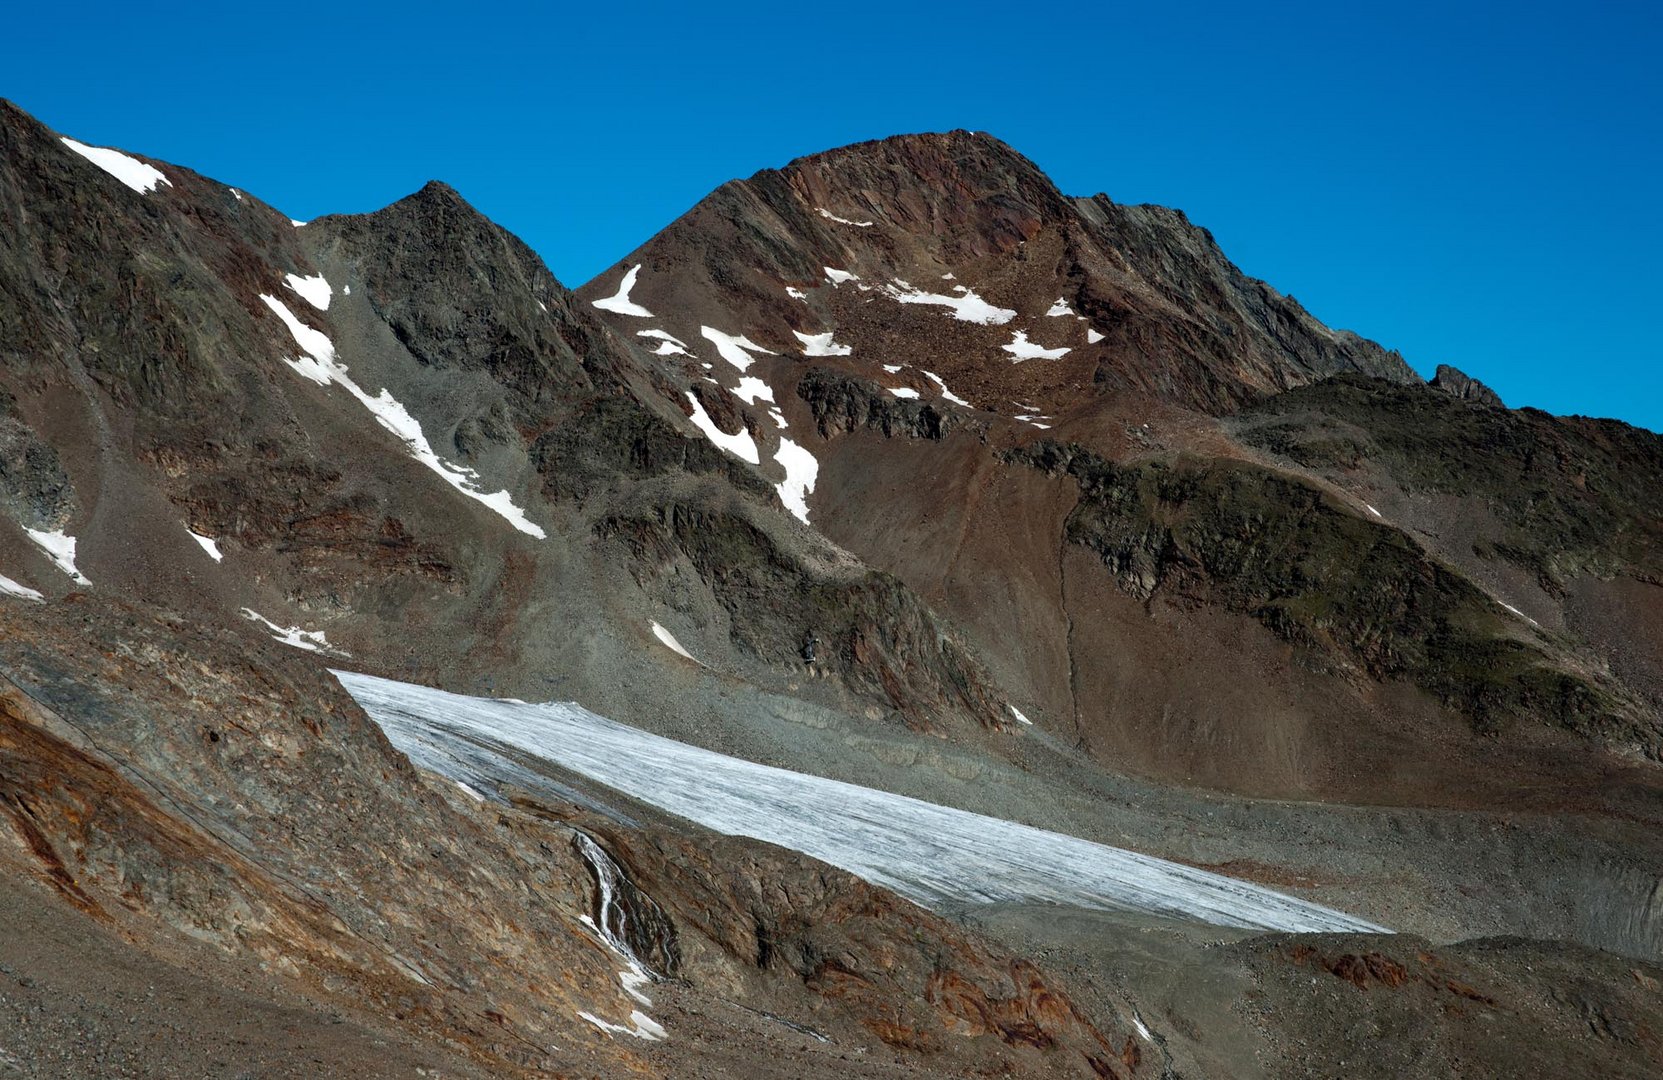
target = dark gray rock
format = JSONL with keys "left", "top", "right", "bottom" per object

{"left": 1431, "top": 363, "right": 1505, "bottom": 407}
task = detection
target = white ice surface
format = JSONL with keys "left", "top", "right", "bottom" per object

{"left": 260, "top": 294, "right": 546, "bottom": 538}
{"left": 1001, "top": 330, "right": 1071, "bottom": 361}
{"left": 921, "top": 371, "right": 970, "bottom": 407}
{"left": 592, "top": 264, "right": 654, "bottom": 317}
{"left": 773, "top": 437, "right": 818, "bottom": 523}
{"left": 0, "top": 574, "right": 43, "bottom": 602}
{"left": 884, "top": 281, "right": 1015, "bottom": 325}
{"left": 60, "top": 137, "right": 170, "bottom": 194}
{"left": 817, "top": 207, "right": 873, "bottom": 227}
{"left": 651, "top": 622, "right": 698, "bottom": 663}
{"left": 338, "top": 672, "right": 1390, "bottom": 934}
{"left": 793, "top": 330, "right": 852, "bottom": 357}
{"left": 242, "top": 608, "right": 342, "bottom": 655}
{"left": 684, "top": 392, "right": 759, "bottom": 464}
{"left": 25, "top": 529, "right": 89, "bottom": 584}
{"left": 187, "top": 530, "right": 224, "bottom": 562}
{"left": 283, "top": 273, "right": 332, "bottom": 311}
{"left": 700, "top": 327, "right": 774, "bottom": 373}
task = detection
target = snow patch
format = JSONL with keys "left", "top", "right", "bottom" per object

{"left": 283, "top": 272, "right": 332, "bottom": 311}
{"left": 888, "top": 387, "right": 920, "bottom": 399}
{"left": 883, "top": 281, "right": 1016, "bottom": 325}
{"left": 786, "top": 286, "right": 808, "bottom": 300}
{"left": 59, "top": 137, "right": 170, "bottom": 194}
{"left": 578, "top": 1010, "right": 665, "bottom": 1041}
{"left": 187, "top": 530, "right": 223, "bottom": 562}
{"left": 25, "top": 529, "right": 89, "bottom": 584}
{"left": 769, "top": 408, "right": 789, "bottom": 429}
{"left": 637, "top": 329, "right": 690, "bottom": 358}
{"left": 731, "top": 377, "right": 775, "bottom": 406}
{"left": 1498, "top": 600, "right": 1541, "bottom": 628}
{"left": 592, "top": 264, "right": 654, "bottom": 317}
{"left": 0, "top": 574, "right": 43, "bottom": 602}
{"left": 260, "top": 294, "right": 546, "bottom": 538}
{"left": 1001, "top": 330, "right": 1071, "bottom": 361}
{"left": 922, "top": 371, "right": 970, "bottom": 407}
{"left": 700, "top": 327, "right": 774, "bottom": 373}
{"left": 241, "top": 608, "right": 344, "bottom": 655}
{"left": 1086, "top": 328, "right": 1105, "bottom": 344}
{"left": 1365, "top": 504, "right": 1382, "bottom": 518}
{"left": 229, "top": 188, "right": 243, "bottom": 201}
{"left": 1007, "top": 705, "right": 1033, "bottom": 726}
{"left": 684, "top": 392, "right": 759, "bottom": 464}
{"left": 793, "top": 329, "right": 852, "bottom": 357}
{"left": 1045, "top": 297, "right": 1075, "bottom": 317}
{"left": 817, "top": 207, "right": 873, "bottom": 227}
{"left": 651, "top": 621, "right": 698, "bottom": 663}
{"left": 882, "top": 364, "right": 904, "bottom": 374}
{"left": 455, "top": 780, "right": 487, "bottom": 803}
{"left": 823, "top": 267, "right": 857, "bottom": 285}
{"left": 773, "top": 438, "right": 818, "bottom": 524}
{"left": 941, "top": 272, "right": 956, "bottom": 280}
{"left": 290, "top": 219, "right": 307, "bottom": 228}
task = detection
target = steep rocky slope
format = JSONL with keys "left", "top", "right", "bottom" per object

{"left": 2, "top": 98, "right": 1661, "bottom": 1079}
{"left": 576, "top": 126, "right": 1662, "bottom": 793}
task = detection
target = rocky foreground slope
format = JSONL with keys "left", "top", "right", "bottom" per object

{"left": 1, "top": 100, "right": 1661, "bottom": 1077}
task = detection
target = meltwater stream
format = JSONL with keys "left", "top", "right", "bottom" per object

{"left": 337, "top": 670, "right": 1388, "bottom": 935}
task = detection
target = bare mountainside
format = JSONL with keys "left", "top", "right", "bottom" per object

{"left": 1, "top": 100, "right": 1661, "bottom": 1077}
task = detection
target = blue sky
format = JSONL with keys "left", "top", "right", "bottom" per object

{"left": 7, "top": 1, "right": 1659, "bottom": 430}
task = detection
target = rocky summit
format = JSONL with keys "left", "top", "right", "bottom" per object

{"left": 1, "top": 99, "right": 1660, "bottom": 1079}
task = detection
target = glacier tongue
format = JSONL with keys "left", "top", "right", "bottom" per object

{"left": 336, "top": 670, "right": 1389, "bottom": 935}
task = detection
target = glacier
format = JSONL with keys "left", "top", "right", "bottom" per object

{"left": 336, "top": 670, "right": 1389, "bottom": 935}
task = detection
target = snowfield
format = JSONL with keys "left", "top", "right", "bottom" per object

{"left": 793, "top": 329, "right": 853, "bottom": 357}
{"left": 60, "top": 137, "right": 171, "bottom": 194}
{"left": 683, "top": 391, "right": 760, "bottom": 464}
{"left": 338, "top": 672, "right": 1389, "bottom": 934}
{"left": 884, "top": 280, "right": 1016, "bottom": 325}
{"left": 592, "top": 264, "right": 654, "bottom": 317}
{"left": 260, "top": 294, "right": 546, "bottom": 539}
{"left": 772, "top": 437, "right": 818, "bottom": 523}
{"left": 25, "top": 528, "right": 89, "bottom": 584}
{"left": 700, "top": 327, "right": 773, "bottom": 372}
{"left": 0, "top": 573, "right": 44, "bottom": 602}
{"left": 1002, "top": 330, "right": 1071, "bottom": 361}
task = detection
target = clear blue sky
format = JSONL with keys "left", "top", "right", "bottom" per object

{"left": 7, "top": 1, "right": 1659, "bottom": 431}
